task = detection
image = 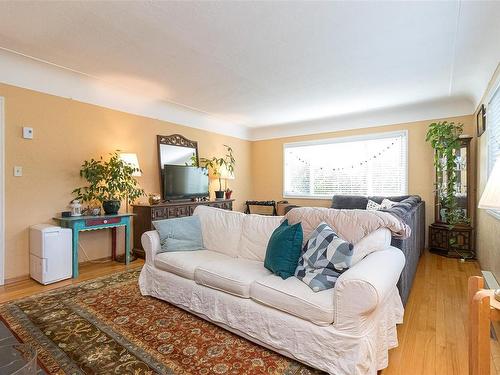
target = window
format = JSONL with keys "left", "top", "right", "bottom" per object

{"left": 488, "top": 86, "right": 500, "bottom": 176}
{"left": 283, "top": 131, "right": 408, "bottom": 198}
{"left": 487, "top": 83, "right": 500, "bottom": 219}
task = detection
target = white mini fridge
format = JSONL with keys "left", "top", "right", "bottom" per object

{"left": 30, "top": 224, "right": 72, "bottom": 285}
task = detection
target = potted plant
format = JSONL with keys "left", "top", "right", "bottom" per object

{"left": 199, "top": 145, "right": 235, "bottom": 199}
{"left": 426, "top": 121, "right": 474, "bottom": 260}
{"left": 425, "top": 121, "right": 469, "bottom": 226}
{"left": 73, "top": 151, "right": 145, "bottom": 215}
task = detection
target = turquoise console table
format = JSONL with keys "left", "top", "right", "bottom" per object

{"left": 53, "top": 213, "right": 134, "bottom": 278}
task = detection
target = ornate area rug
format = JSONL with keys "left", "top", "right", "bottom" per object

{"left": 0, "top": 269, "right": 322, "bottom": 374}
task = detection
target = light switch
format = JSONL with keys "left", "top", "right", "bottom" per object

{"left": 14, "top": 166, "right": 22, "bottom": 177}
{"left": 22, "top": 127, "right": 33, "bottom": 139}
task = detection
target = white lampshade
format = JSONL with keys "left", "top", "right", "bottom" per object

{"left": 218, "top": 164, "right": 235, "bottom": 180}
{"left": 119, "top": 153, "right": 141, "bottom": 177}
{"left": 209, "top": 164, "right": 234, "bottom": 180}
{"left": 479, "top": 160, "right": 500, "bottom": 210}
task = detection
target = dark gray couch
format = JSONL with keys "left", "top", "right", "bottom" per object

{"left": 285, "top": 195, "right": 425, "bottom": 305}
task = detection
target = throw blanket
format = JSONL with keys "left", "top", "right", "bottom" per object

{"left": 285, "top": 207, "right": 411, "bottom": 244}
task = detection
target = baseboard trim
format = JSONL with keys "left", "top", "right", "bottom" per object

{"left": 4, "top": 274, "right": 29, "bottom": 285}
{"left": 79, "top": 256, "right": 112, "bottom": 266}
{"left": 5, "top": 256, "right": 114, "bottom": 285}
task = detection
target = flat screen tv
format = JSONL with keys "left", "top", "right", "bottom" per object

{"left": 163, "top": 165, "right": 209, "bottom": 200}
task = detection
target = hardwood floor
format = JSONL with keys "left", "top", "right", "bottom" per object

{"left": 1, "top": 252, "right": 498, "bottom": 374}
{"left": 381, "top": 250, "right": 499, "bottom": 375}
{"left": 0, "top": 258, "right": 144, "bottom": 304}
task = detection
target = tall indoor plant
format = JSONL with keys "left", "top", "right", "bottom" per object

{"left": 199, "top": 145, "right": 235, "bottom": 199}
{"left": 73, "top": 151, "right": 145, "bottom": 214}
{"left": 425, "top": 121, "right": 469, "bottom": 225}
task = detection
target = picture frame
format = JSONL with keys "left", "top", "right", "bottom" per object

{"left": 477, "top": 104, "right": 486, "bottom": 137}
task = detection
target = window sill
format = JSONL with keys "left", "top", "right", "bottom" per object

{"left": 283, "top": 194, "right": 333, "bottom": 200}
{"left": 487, "top": 209, "right": 500, "bottom": 220}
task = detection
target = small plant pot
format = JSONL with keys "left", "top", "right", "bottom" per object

{"left": 89, "top": 207, "right": 101, "bottom": 216}
{"left": 215, "top": 191, "right": 225, "bottom": 200}
{"left": 225, "top": 191, "right": 233, "bottom": 199}
{"left": 103, "top": 200, "right": 121, "bottom": 215}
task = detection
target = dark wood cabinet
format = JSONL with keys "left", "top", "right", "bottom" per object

{"left": 429, "top": 137, "right": 475, "bottom": 258}
{"left": 132, "top": 199, "right": 234, "bottom": 258}
{"left": 429, "top": 223, "right": 474, "bottom": 258}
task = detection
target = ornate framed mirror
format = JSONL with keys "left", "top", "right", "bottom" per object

{"left": 157, "top": 134, "right": 199, "bottom": 197}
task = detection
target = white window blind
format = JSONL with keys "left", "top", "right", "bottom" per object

{"left": 488, "top": 87, "right": 500, "bottom": 175}
{"left": 283, "top": 131, "right": 408, "bottom": 198}
{"left": 486, "top": 84, "right": 500, "bottom": 219}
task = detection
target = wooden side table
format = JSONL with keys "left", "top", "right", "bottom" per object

{"left": 53, "top": 213, "right": 134, "bottom": 278}
{"left": 468, "top": 276, "right": 500, "bottom": 375}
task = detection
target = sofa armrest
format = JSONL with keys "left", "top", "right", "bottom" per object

{"left": 141, "top": 230, "right": 161, "bottom": 266}
{"left": 333, "top": 247, "right": 405, "bottom": 333}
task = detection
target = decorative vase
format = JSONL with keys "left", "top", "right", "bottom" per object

{"left": 215, "top": 191, "right": 225, "bottom": 200}
{"left": 103, "top": 200, "right": 121, "bottom": 215}
{"left": 89, "top": 207, "right": 101, "bottom": 216}
{"left": 149, "top": 194, "right": 162, "bottom": 205}
{"left": 225, "top": 191, "right": 232, "bottom": 199}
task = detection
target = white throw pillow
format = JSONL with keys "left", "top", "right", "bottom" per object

{"left": 351, "top": 228, "right": 392, "bottom": 265}
{"left": 380, "top": 198, "right": 398, "bottom": 209}
{"left": 366, "top": 199, "right": 382, "bottom": 211}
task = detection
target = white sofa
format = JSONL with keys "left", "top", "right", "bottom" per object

{"left": 139, "top": 206, "right": 405, "bottom": 375}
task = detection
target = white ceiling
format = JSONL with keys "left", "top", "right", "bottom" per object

{"left": 0, "top": 1, "right": 498, "bottom": 140}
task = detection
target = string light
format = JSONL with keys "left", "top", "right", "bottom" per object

{"left": 289, "top": 140, "right": 398, "bottom": 172}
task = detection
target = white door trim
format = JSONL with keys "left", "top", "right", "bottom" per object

{"left": 0, "top": 97, "right": 4, "bottom": 285}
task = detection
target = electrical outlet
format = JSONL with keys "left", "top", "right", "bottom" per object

{"left": 22, "top": 127, "right": 33, "bottom": 139}
{"left": 14, "top": 166, "right": 22, "bottom": 177}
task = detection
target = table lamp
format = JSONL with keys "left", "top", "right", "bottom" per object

{"left": 218, "top": 164, "right": 235, "bottom": 191}
{"left": 478, "top": 160, "right": 500, "bottom": 300}
{"left": 119, "top": 153, "right": 141, "bottom": 212}
{"left": 119, "top": 153, "right": 141, "bottom": 176}
{"left": 117, "top": 152, "right": 141, "bottom": 263}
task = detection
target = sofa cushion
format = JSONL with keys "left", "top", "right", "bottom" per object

{"left": 239, "top": 214, "right": 282, "bottom": 261}
{"left": 154, "top": 250, "right": 230, "bottom": 280}
{"left": 195, "top": 258, "right": 271, "bottom": 298}
{"left": 368, "top": 195, "right": 412, "bottom": 204}
{"left": 250, "top": 274, "right": 335, "bottom": 326}
{"left": 295, "top": 222, "right": 353, "bottom": 292}
{"left": 331, "top": 195, "right": 368, "bottom": 209}
{"left": 366, "top": 199, "right": 382, "bottom": 211}
{"left": 153, "top": 216, "right": 203, "bottom": 253}
{"left": 381, "top": 196, "right": 422, "bottom": 222}
{"left": 351, "top": 228, "right": 392, "bottom": 265}
{"left": 264, "top": 220, "right": 303, "bottom": 279}
{"left": 193, "top": 206, "right": 245, "bottom": 257}
{"left": 380, "top": 198, "right": 398, "bottom": 209}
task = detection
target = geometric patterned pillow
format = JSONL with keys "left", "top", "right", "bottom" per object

{"left": 366, "top": 199, "right": 382, "bottom": 211}
{"left": 294, "top": 222, "right": 353, "bottom": 292}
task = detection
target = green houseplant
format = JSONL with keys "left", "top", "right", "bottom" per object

{"left": 425, "top": 121, "right": 469, "bottom": 226}
{"left": 199, "top": 145, "right": 235, "bottom": 199}
{"left": 73, "top": 151, "right": 145, "bottom": 215}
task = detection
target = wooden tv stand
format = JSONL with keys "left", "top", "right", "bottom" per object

{"left": 132, "top": 199, "right": 234, "bottom": 258}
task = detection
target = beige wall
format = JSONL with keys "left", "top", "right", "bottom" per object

{"left": 1, "top": 79, "right": 487, "bottom": 282}
{"left": 1, "top": 83, "right": 252, "bottom": 281}
{"left": 476, "top": 63, "right": 500, "bottom": 279}
{"left": 251, "top": 115, "right": 475, "bottom": 241}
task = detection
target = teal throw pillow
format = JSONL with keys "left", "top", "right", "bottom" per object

{"left": 153, "top": 216, "right": 203, "bottom": 253}
{"left": 264, "top": 219, "right": 303, "bottom": 279}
